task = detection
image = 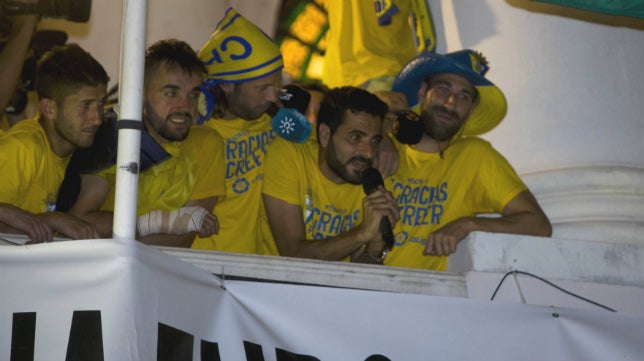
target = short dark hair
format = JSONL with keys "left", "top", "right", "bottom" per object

{"left": 36, "top": 44, "right": 109, "bottom": 105}
{"left": 144, "top": 39, "right": 205, "bottom": 84}
{"left": 317, "top": 86, "right": 387, "bottom": 138}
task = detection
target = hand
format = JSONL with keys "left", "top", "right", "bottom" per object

{"left": 197, "top": 212, "right": 219, "bottom": 238}
{"left": 0, "top": 204, "right": 53, "bottom": 243}
{"left": 424, "top": 217, "right": 476, "bottom": 256}
{"left": 38, "top": 211, "right": 101, "bottom": 240}
{"left": 359, "top": 187, "right": 399, "bottom": 243}
{"left": 375, "top": 134, "right": 399, "bottom": 177}
{"left": 373, "top": 91, "right": 408, "bottom": 178}
{"left": 375, "top": 90, "right": 410, "bottom": 113}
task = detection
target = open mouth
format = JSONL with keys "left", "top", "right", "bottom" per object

{"left": 168, "top": 115, "right": 191, "bottom": 126}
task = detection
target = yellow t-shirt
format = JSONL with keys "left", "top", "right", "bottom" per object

{"left": 98, "top": 125, "right": 226, "bottom": 215}
{"left": 191, "top": 114, "right": 277, "bottom": 254}
{"left": 0, "top": 116, "right": 70, "bottom": 213}
{"left": 322, "top": 0, "right": 417, "bottom": 88}
{"left": 0, "top": 115, "right": 9, "bottom": 133}
{"left": 260, "top": 136, "right": 365, "bottom": 257}
{"left": 384, "top": 135, "right": 527, "bottom": 270}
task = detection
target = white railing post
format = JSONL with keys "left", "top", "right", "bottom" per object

{"left": 112, "top": 0, "right": 147, "bottom": 240}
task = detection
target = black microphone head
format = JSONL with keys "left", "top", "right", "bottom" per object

{"left": 392, "top": 110, "right": 424, "bottom": 145}
{"left": 361, "top": 167, "right": 384, "bottom": 195}
{"left": 279, "top": 84, "right": 311, "bottom": 114}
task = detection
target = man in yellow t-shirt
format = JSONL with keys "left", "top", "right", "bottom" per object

{"left": 66, "top": 39, "right": 225, "bottom": 247}
{"left": 261, "top": 86, "right": 399, "bottom": 263}
{"left": 191, "top": 8, "right": 285, "bottom": 254}
{"left": 0, "top": 44, "right": 108, "bottom": 243}
{"left": 385, "top": 49, "right": 552, "bottom": 270}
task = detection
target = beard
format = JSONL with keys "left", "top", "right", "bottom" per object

{"left": 421, "top": 105, "right": 466, "bottom": 141}
{"left": 324, "top": 136, "right": 372, "bottom": 185}
{"left": 144, "top": 103, "right": 190, "bottom": 142}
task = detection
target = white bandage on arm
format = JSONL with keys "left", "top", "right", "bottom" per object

{"left": 136, "top": 206, "right": 209, "bottom": 237}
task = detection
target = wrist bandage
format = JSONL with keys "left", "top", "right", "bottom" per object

{"left": 137, "top": 206, "right": 209, "bottom": 237}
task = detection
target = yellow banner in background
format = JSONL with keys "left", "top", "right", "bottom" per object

{"left": 276, "top": 0, "right": 438, "bottom": 83}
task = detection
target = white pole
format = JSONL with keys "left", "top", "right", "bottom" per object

{"left": 112, "top": 0, "right": 147, "bottom": 240}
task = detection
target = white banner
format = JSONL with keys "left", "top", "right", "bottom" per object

{"left": 1, "top": 239, "right": 643, "bottom": 360}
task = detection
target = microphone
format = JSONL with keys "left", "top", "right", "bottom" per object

{"left": 270, "top": 84, "right": 312, "bottom": 143}
{"left": 360, "top": 167, "right": 395, "bottom": 250}
{"left": 279, "top": 84, "right": 311, "bottom": 114}
{"left": 392, "top": 110, "right": 424, "bottom": 145}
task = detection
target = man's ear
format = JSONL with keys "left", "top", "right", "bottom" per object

{"left": 39, "top": 98, "right": 57, "bottom": 120}
{"left": 318, "top": 123, "right": 331, "bottom": 148}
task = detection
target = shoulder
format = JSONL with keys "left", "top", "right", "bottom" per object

{"left": 450, "top": 136, "right": 501, "bottom": 156}
{"left": 265, "top": 137, "right": 317, "bottom": 173}
{"left": 180, "top": 126, "right": 225, "bottom": 165}
{"left": 188, "top": 125, "right": 224, "bottom": 144}
{"left": 269, "top": 136, "right": 315, "bottom": 156}
{"left": 0, "top": 118, "right": 47, "bottom": 154}
{"left": 454, "top": 136, "right": 493, "bottom": 147}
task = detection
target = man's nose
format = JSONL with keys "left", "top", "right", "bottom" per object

{"left": 442, "top": 93, "right": 458, "bottom": 110}
{"left": 358, "top": 140, "right": 377, "bottom": 160}
{"left": 88, "top": 105, "right": 103, "bottom": 125}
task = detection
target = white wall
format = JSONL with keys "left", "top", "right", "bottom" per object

{"left": 440, "top": 1, "right": 644, "bottom": 173}
{"left": 430, "top": 1, "right": 644, "bottom": 244}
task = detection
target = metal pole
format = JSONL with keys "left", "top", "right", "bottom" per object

{"left": 112, "top": 0, "right": 147, "bottom": 240}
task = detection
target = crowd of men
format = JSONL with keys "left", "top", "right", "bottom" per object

{"left": 0, "top": 7, "right": 551, "bottom": 271}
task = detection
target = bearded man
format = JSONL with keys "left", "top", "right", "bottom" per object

{"left": 383, "top": 49, "right": 552, "bottom": 270}
{"left": 260, "top": 86, "right": 399, "bottom": 264}
{"left": 65, "top": 39, "right": 225, "bottom": 247}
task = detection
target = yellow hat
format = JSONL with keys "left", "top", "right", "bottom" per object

{"left": 197, "top": 8, "right": 283, "bottom": 122}
{"left": 199, "top": 7, "right": 283, "bottom": 86}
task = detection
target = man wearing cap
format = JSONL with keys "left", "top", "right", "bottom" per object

{"left": 191, "top": 8, "right": 284, "bottom": 254}
{"left": 383, "top": 49, "right": 552, "bottom": 270}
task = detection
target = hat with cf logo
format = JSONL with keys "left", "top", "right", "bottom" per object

{"left": 197, "top": 7, "right": 283, "bottom": 123}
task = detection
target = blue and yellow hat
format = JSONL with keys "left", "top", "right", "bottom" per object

{"left": 197, "top": 7, "right": 283, "bottom": 123}
{"left": 392, "top": 49, "right": 507, "bottom": 136}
